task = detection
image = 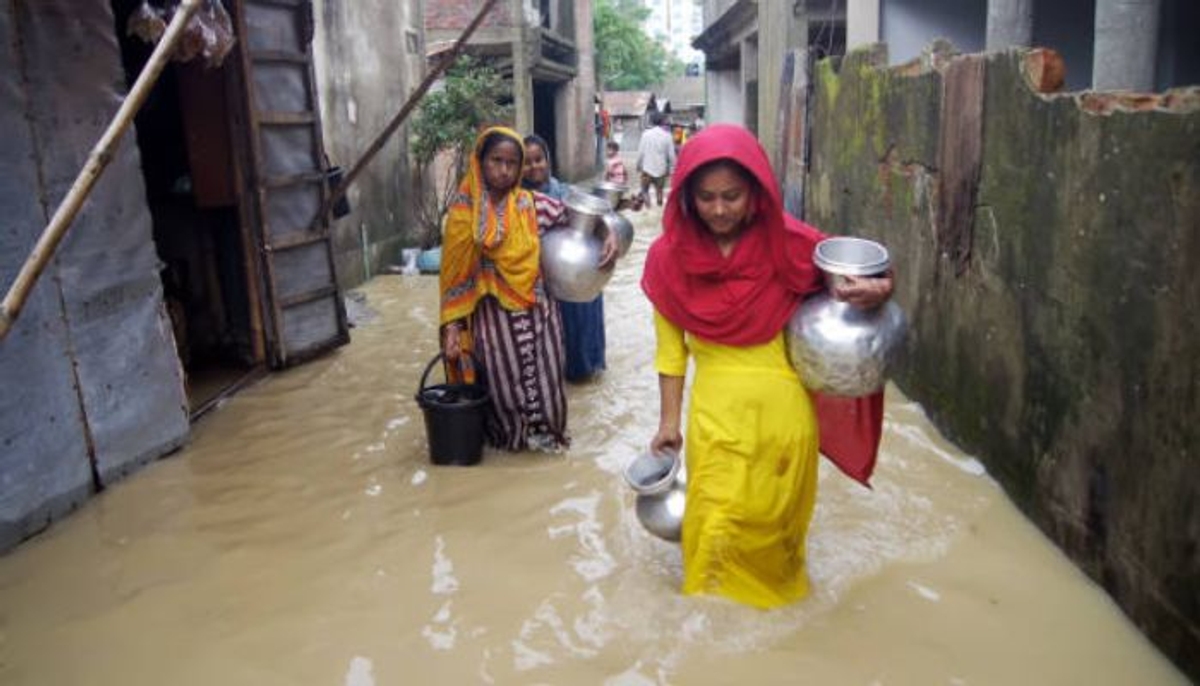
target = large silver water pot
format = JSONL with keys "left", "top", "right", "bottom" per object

{"left": 591, "top": 181, "right": 628, "bottom": 208}
{"left": 541, "top": 188, "right": 615, "bottom": 302}
{"left": 600, "top": 211, "right": 635, "bottom": 257}
{"left": 623, "top": 450, "right": 686, "bottom": 543}
{"left": 785, "top": 237, "right": 907, "bottom": 397}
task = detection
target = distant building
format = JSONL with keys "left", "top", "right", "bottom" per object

{"left": 654, "top": 76, "right": 706, "bottom": 128}
{"left": 694, "top": 0, "right": 1199, "bottom": 142}
{"left": 640, "top": 0, "right": 705, "bottom": 66}
{"left": 601, "top": 91, "right": 660, "bottom": 151}
{"left": 426, "top": 1, "right": 598, "bottom": 180}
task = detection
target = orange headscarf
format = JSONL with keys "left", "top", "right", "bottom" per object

{"left": 439, "top": 126, "right": 542, "bottom": 325}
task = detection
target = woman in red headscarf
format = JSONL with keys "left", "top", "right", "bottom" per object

{"left": 641, "top": 124, "right": 893, "bottom": 608}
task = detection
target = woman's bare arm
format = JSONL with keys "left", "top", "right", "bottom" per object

{"left": 651, "top": 374, "right": 685, "bottom": 454}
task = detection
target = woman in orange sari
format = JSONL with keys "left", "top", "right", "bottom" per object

{"left": 439, "top": 126, "right": 568, "bottom": 452}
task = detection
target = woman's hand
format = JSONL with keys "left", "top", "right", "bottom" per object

{"left": 653, "top": 374, "right": 685, "bottom": 455}
{"left": 442, "top": 321, "right": 463, "bottom": 361}
{"left": 599, "top": 229, "right": 619, "bottom": 268}
{"left": 833, "top": 270, "right": 894, "bottom": 309}
{"left": 650, "top": 427, "right": 683, "bottom": 456}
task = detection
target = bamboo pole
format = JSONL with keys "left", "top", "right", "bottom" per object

{"left": 320, "top": 0, "right": 501, "bottom": 221}
{"left": 0, "top": 0, "right": 203, "bottom": 341}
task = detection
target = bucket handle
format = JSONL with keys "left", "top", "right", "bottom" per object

{"left": 418, "top": 351, "right": 487, "bottom": 394}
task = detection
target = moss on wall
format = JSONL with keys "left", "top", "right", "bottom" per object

{"left": 808, "top": 47, "right": 1200, "bottom": 680}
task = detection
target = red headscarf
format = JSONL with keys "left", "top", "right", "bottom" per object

{"left": 641, "top": 124, "right": 884, "bottom": 487}
{"left": 641, "top": 124, "right": 825, "bottom": 345}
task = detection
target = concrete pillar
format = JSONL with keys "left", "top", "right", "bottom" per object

{"left": 741, "top": 37, "right": 758, "bottom": 134}
{"left": 758, "top": 0, "right": 805, "bottom": 169}
{"left": 847, "top": 0, "right": 881, "bottom": 50}
{"left": 559, "top": 0, "right": 597, "bottom": 179}
{"left": 986, "top": 0, "right": 1033, "bottom": 50}
{"left": 1092, "top": 0, "right": 1161, "bottom": 91}
{"left": 511, "top": 0, "right": 534, "bottom": 133}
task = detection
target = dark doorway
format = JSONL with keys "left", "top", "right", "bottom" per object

{"left": 744, "top": 80, "right": 759, "bottom": 136}
{"left": 1033, "top": 0, "right": 1095, "bottom": 90}
{"left": 532, "top": 80, "right": 560, "bottom": 169}
{"left": 111, "top": 0, "right": 261, "bottom": 417}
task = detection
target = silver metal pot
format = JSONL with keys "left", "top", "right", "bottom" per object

{"left": 600, "top": 211, "right": 635, "bottom": 257}
{"left": 541, "top": 188, "right": 615, "bottom": 302}
{"left": 785, "top": 237, "right": 907, "bottom": 397}
{"left": 623, "top": 450, "right": 686, "bottom": 543}
{"left": 591, "top": 181, "right": 628, "bottom": 208}
{"left": 563, "top": 186, "right": 611, "bottom": 233}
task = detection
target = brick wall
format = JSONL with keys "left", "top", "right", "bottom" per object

{"left": 425, "top": 1, "right": 513, "bottom": 30}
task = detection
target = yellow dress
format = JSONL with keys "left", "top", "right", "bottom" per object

{"left": 654, "top": 310, "right": 820, "bottom": 609}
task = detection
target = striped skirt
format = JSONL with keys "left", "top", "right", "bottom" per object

{"left": 471, "top": 294, "right": 570, "bottom": 452}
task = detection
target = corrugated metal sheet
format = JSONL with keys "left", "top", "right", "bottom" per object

{"left": 602, "top": 91, "right": 656, "bottom": 117}
{"left": 0, "top": 0, "right": 189, "bottom": 549}
{"left": 0, "top": 2, "right": 95, "bottom": 549}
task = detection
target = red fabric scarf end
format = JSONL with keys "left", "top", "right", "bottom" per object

{"left": 814, "top": 391, "right": 885, "bottom": 488}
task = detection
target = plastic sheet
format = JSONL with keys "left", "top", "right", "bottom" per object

{"left": 126, "top": 0, "right": 235, "bottom": 68}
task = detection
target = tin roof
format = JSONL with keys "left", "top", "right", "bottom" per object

{"left": 601, "top": 91, "right": 657, "bottom": 117}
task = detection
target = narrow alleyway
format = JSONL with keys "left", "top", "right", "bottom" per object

{"left": 0, "top": 203, "right": 1185, "bottom": 684}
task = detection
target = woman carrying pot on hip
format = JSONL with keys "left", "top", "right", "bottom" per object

{"left": 641, "top": 124, "right": 893, "bottom": 608}
{"left": 438, "top": 126, "right": 576, "bottom": 452}
{"left": 521, "top": 133, "right": 617, "bottom": 383}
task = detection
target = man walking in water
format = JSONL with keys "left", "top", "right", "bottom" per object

{"left": 637, "top": 112, "right": 676, "bottom": 208}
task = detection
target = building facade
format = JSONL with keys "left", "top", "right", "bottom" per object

{"left": 694, "top": 0, "right": 1199, "bottom": 146}
{"left": 426, "top": 0, "right": 598, "bottom": 180}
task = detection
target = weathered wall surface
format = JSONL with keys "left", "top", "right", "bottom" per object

{"left": 555, "top": 0, "right": 598, "bottom": 182}
{"left": 312, "top": 0, "right": 424, "bottom": 284}
{"left": 0, "top": 0, "right": 190, "bottom": 550}
{"left": 0, "top": 2, "right": 94, "bottom": 550}
{"left": 804, "top": 45, "right": 1200, "bottom": 679}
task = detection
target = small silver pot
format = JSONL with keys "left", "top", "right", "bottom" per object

{"left": 591, "top": 181, "right": 628, "bottom": 208}
{"left": 623, "top": 450, "right": 686, "bottom": 543}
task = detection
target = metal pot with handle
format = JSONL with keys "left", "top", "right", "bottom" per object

{"left": 785, "top": 237, "right": 907, "bottom": 397}
{"left": 540, "top": 187, "right": 616, "bottom": 302}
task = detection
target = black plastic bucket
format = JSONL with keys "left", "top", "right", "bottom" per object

{"left": 415, "top": 353, "right": 489, "bottom": 466}
{"left": 325, "top": 166, "right": 352, "bottom": 219}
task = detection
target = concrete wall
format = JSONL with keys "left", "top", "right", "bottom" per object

{"left": 803, "top": 44, "right": 1200, "bottom": 679}
{"left": 312, "top": 0, "right": 424, "bottom": 285}
{"left": 705, "top": 68, "right": 745, "bottom": 126}
{"left": 553, "top": 0, "right": 598, "bottom": 182}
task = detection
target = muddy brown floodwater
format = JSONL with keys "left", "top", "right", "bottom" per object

{"left": 0, "top": 204, "right": 1187, "bottom": 685}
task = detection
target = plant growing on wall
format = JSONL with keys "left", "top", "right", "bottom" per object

{"left": 410, "top": 56, "right": 513, "bottom": 247}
